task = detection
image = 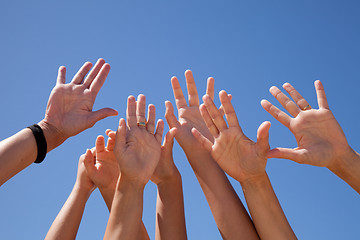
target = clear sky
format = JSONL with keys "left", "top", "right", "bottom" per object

{"left": 0, "top": 1, "right": 359, "bottom": 239}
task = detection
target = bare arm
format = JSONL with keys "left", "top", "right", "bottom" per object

{"left": 166, "top": 70, "right": 258, "bottom": 239}
{"left": 45, "top": 150, "right": 95, "bottom": 240}
{"left": 151, "top": 128, "right": 187, "bottom": 240}
{"left": 104, "top": 95, "right": 164, "bottom": 240}
{"left": 192, "top": 91, "right": 296, "bottom": 239}
{"left": 262, "top": 80, "right": 360, "bottom": 194}
{"left": 84, "top": 132, "right": 150, "bottom": 240}
{"left": 0, "top": 59, "right": 118, "bottom": 186}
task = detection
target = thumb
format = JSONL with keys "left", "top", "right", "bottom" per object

{"left": 267, "top": 147, "right": 304, "bottom": 163}
{"left": 257, "top": 121, "right": 271, "bottom": 153}
{"left": 115, "top": 118, "right": 127, "bottom": 150}
{"left": 191, "top": 127, "right": 213, "bottom": 153}
{"left": 88, "top": 108, "right": 118, "bottom": 127}
{"left": 162, "top": 128, "right": 177, "bottom": 153}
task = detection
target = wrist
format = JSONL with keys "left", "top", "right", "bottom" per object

{"left": 38, "top": 120, "right": 66, "bottom": 152}
{"left": 328, "top": 146, "right": 360, "bottom": 175}
{"left": 117, "top": 175, "right": 146, "bottom": 192}
{"left": 73, "top": 182, "right": 95, "bottom": 199}
{"left": 156, "top": 171, "right": 182, "bottom": 187}
{"left": 239, "top": 172, "right": 268, "bottom": 187}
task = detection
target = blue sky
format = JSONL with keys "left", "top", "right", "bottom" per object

{"left": 0, "top": 1, "right": 359, "bottom": 239}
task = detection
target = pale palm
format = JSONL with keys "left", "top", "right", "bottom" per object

{"left": 165, "top": 70, "right": 215, "bottom": 154}
{"left": 192, "top": 91, "right": 271, "bottom": 183}
{"left": 43, "top": 59, "right": 118, "bottom": 143}
{"left": 114, "top": 95, "right": 164, "bottom": 186}
{"left": 262, "top": 80, "right": 350, "bottom": 168}
{"left": 116, "top": 128, "right": 162, "bottom": 185}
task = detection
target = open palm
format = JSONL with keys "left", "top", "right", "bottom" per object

{"left": 43, "top": 59, "right": 118, "bottom": 147}
{"left": 192, "top": 91, "right": 271, "bottom": 183}
{"left": 261, "top": 80, "right": 350, "bottom": 168}
{"left": 114, "top": 95, "right": 164, "bottom": 186}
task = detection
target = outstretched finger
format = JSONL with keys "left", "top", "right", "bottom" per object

{"left": 269, "top": 86, "right": 301, "bottom": 117}
{"left": 219, "top": 91, "right": 241, "bottom": 129}
{"left": 282, "top": 83, "right": 312, "bottom": 111}
{"left": 106, "top": 134, "right": 116, "bottom": 151}
{"left": 83, "top": 149, "right": 96, "bottom": 177}
{"left": 185, "top": 70, "right": 200, "bottom": 106}
{"left": 136, "top": 94, "right": 147, "bottom": 127}
{"left": 314, "top": 80, "right": 329, "bottom": 109}
{"left": 165, "top": 101, "right": 181, "bottom": 128}
{"left": 146, "top": 104, "right": 156, "bottom": 133}
{"left": 191, "top": 128, "right": 213, "bottom": 153}
{"left": 57, "top": 66, "right": 66, "bottom": 85}
{"left": 83, "top": 58, "right": 106, "bottom": 88}
{"left": 203, "top": 94, "right": 228, "bottom": 132}
{"left": 71, "top": 62, "right": 93, "bottom": 84}
{"left": 89, "top": 63, "right": 111, "bottom": 96}
{"left": 154, "top": 119, "right": 165, "bottom": 143}
{"left": 206, "top": 77, "right": 215, "bottom": 100}
{"left": 105, "top": 129, "right": 116, "bottom": 137}
{"left": 162, "top": 128, "right": 177, "bottom": 153}
{"left": 261, "top": 99, "right": 292, "bottom": 128}
{"left": 219, "top": 94, "right": 232, "bottom": 116}
{"left": 200, "top": 104, "right": 219, "bottom": 138}
{"left": 127, "top": 96, "right": 137, "bottom": 128}
{"left": 96, "top": 135, "right": 106, "bottom": 153}
{"left": 171, "top": 76, "right": 187, "bottom": 109}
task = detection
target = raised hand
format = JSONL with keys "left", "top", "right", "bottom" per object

{"left": 150, "top": 128, "right": 188, "bottom": 240}
{"left": 193, "top": 91, "right": 297, "bottom": 239}
{"left": 261, "top": 80, "right": 351, "bottom": 168}
{"left": 114, "top": 94, "right": 164, "bottom": 186}
{"left": 75, "top": 149, "right": 96, "bottom": 193}
{"left": 39, "top": 59, "right": 118, "bottom": 151}
{"left": 83, "top": 131, "right": 119, "bottom": 209}
{"left": 151, "top": 128, "right": 179, "bottom": 185}
{"left": 104, "top": 95, "right": 163, "bottom": 239}
{"left": 167, "top": 71, "right": 258, "bottom": 239}
{"left": 165, "top": 70, "right": 216, "bottom": 155}
{"left": 192, "top": 90, "right": 271, "bottom": 183}
{"left": 84, "top": 132, "right": 118, "bottom": 190}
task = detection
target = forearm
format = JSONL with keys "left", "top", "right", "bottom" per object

{"left": 185, "top": 151, "right": 258, "bottom": 239}
{"left": 155, "top": 173, "right": 187, "bottom": 240}
{"left": 328, "top": 147, "right": 360, "bottom": 194}
{"left": 99, "top": 186, "right": 149, "bottom": 240}
{"left": 241, "top": 173, "right": 296, "bottom": 240}
{"left": 104, "top": 178, "right": 144, "bottom": 240}
{"left": 0, "top": 128, "right": 37, "bottom": 185}
{"left": 0, "top": 121, "right": 64, "bottom": 186}
{"left": 45, "top": 184, "right": 92, "bottom": 240}
{"left": 99, "top": 188, "right": 115, "bottom": 211}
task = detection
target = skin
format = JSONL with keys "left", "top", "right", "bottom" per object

{"left": 0, "top": 59, "right": 118, "bottom": 186}
{"left": 45, "top": 150, "right": 96, "bottom": 240}
{"left": 151, "top": 128, "right": 187, "bottom": 240}
{"left": 166, "top": 70, "right": 258, "bottom": 239}
{"left": 102, "top": 126, "right": 187, "bottom": 240}
{"left": 261, "top": 80, "right": 360, "bottom": 194}
{"left": 104, "top": 95, "right": 164, "bottom": 240}
{"left": 84, "top": 132, "right": 150, "bottom": 240}
{"left": 192, "top": 90, "right": 296, "bottom": 240}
